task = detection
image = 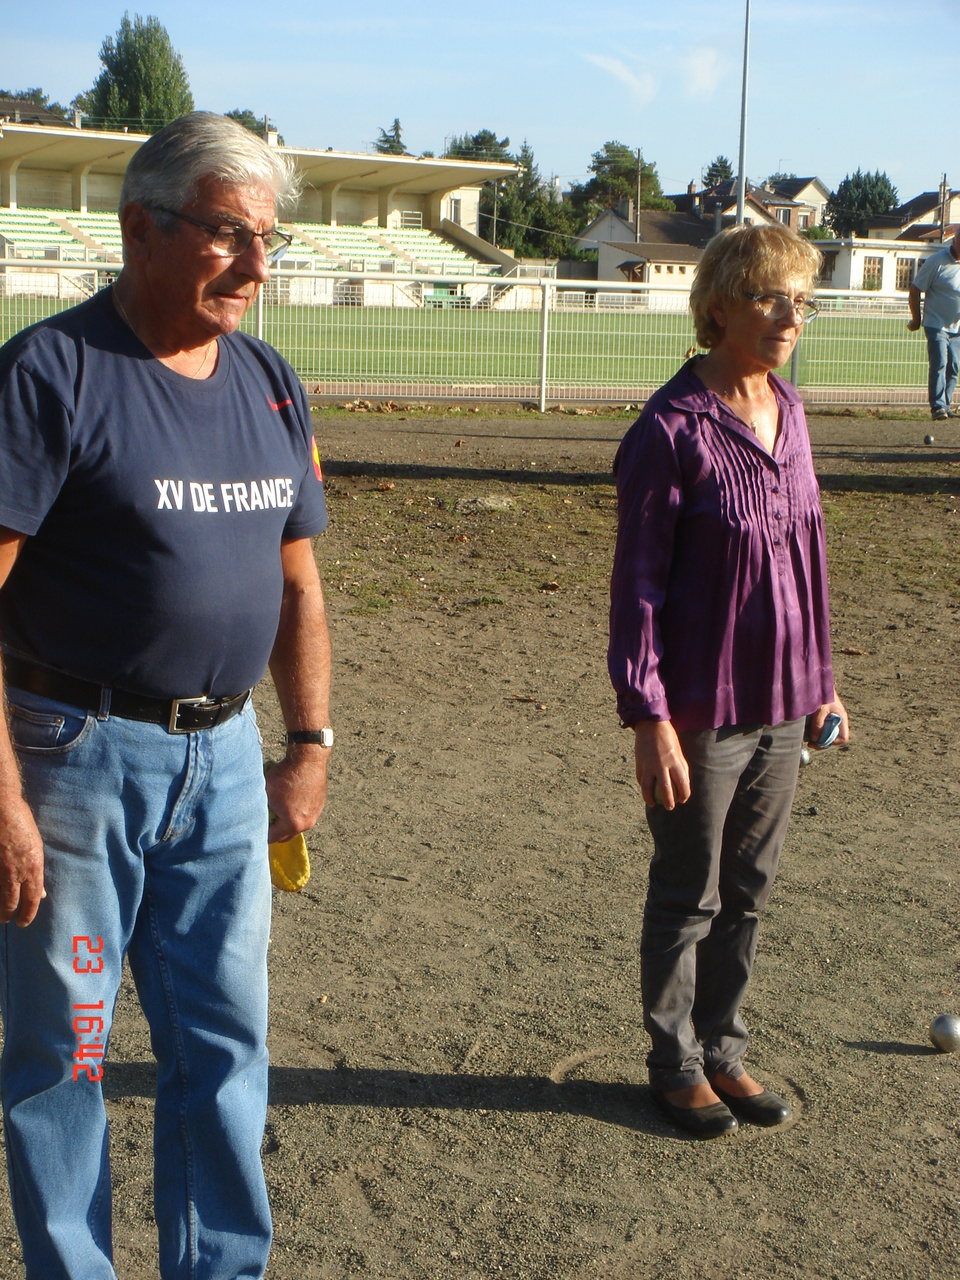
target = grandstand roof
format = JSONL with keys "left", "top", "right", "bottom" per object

{"left": 0, "top": 121, "right": 517, "bottom": 203}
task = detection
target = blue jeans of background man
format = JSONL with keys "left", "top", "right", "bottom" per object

{"left": 640, "top": 718, "right": 804, "bottom": 1094}
{"left": 924, "top": 326, "right": 960, "bottom": 415}
{"left": 0, "top": 688, "right": 272, "bottom": 1280}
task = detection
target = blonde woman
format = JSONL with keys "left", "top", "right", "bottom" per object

{"left": 608, "top": 223, "right": 848, "bottom": 1138}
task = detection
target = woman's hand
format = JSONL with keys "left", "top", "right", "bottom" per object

{"left": 634, "top": 720, "right": 691, "bottom": 810}
{"left": 807, "top": 689, "right": 850, "bottom": 749}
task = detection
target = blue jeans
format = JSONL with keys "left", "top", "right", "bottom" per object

{"left": 0, "top": 689, "right": 272, "bottom": 1280}
{"left": 924, "top": 326, "right": 960, "bottom": 414}
{"left": 640, "top": 719, "right": 804, "bottom": 1093}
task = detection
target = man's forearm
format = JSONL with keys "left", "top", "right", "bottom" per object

{"left": 908, "top": 285, "right": 922, "bottom": 326}
{"left": 268, "top": 569, "right": 331, "bottom": 732}
{"left": 264, "top": 538, "right": 332, "bottom": 839}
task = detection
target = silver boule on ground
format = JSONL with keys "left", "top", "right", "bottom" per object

{"left": 929, "top": 1013, "right": 960, "bottom": 1052}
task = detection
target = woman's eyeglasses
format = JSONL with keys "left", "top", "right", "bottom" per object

{"left": 746, "top": 291, "right": 820, "bottom": 323}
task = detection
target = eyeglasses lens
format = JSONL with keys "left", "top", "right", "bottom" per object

{"left": 763, "top": 294, "right": 817, "bottom": 322}
{"left": 211, "top": 226, "right": 289, "bottom": 260}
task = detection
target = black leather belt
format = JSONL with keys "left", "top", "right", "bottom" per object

{"left": 2, "top": 654, "right": 250, "bottom": 734}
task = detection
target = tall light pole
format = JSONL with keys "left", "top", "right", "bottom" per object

{"left": 736, "top": 0, "right": 751, "bottom": 225}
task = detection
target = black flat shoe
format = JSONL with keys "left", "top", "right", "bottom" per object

{"left": 713, "top": 1087, "right": 791, "bottom": 1127}
{"left": 650, "top": 1090, "right": 738, "bottom": 1139}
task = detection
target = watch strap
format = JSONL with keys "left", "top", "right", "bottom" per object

{"left": 286, "top": 728, "right": 334, "bottom": 747}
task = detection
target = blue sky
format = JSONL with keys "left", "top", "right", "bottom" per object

{"left": 2, "top": 1, "right": 957, "bottom": 202}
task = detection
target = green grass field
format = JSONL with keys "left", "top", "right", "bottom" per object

{"left": 1, "top": 297, "right": 929, "bottom": 395}
{"left": 254, "top": 305, "right": 929, "bottom": 392}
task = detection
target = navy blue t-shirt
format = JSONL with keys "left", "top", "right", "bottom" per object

{"left": 0, "top": 288, "right": 327, "bottom": 698}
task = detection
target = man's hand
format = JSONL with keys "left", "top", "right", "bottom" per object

{"left": 0, "top": 795, "right": 45, "bottom": 926}
{"left": 633, "top": 719, "right": 691, "bottom": 811}
{"left": 264, "top": 746, "right": 329, "bottom": 843}
{"left": 906, "top": 318, "right": 921, "bottom": 332}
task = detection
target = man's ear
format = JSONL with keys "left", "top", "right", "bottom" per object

{"left": 118, "top": 202, "right": 154, "bottom": 264}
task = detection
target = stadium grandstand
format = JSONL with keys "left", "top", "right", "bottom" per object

{"left": 0, "top": 113, "right": 517, "bottom": 281}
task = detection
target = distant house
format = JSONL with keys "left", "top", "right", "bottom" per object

{"left": 766, "top": 177, "right": 831, "bottom": 229}
{"left": 0, "top": 97, "right": 70, "bottom": 128}
{"left": 571, "top": 205, "right": 637, "bottom": 253}
{"left": 866, "top": 189, "right": 960, "bottom": 240}
{"left": 815, "top": 236, "right": 942, "bottom": 294}
{"left": 594, "top": 209, "right": 714, "bottom": 287}
{"left": 668, "top": 179, "right": 817, "bottom": 231}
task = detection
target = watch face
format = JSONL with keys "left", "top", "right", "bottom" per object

{"left": 320, "top": 728, "right": 334, "bottom": 748}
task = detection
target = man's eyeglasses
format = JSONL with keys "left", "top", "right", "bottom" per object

{"left": 746, "top": 291, "right": 820, "bottom": 323}
{"left": 153, "top": 207, "right": 292, "bottom": 262}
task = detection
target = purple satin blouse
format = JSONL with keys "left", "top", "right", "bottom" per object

{"left": 608, "top": 359, "right": 834, "bottom": 732}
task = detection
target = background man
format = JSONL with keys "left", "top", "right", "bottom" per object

{"left": 0, "top": 113, "right": 331, "bottom": 1279}
{"left": 908, "top": 227, "right": 960, "bottom": 420}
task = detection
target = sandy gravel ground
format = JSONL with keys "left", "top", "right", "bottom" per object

{"left": 1, "top": 406, "right": 959, "bottom": 1279}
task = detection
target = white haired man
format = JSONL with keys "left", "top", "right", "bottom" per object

{"left": 0, "top": 112, "right": 331, "bottom": 1278}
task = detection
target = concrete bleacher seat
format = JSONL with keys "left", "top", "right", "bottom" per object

{"left": 289, "top": 222, "right": 495, "bottom": 276}
{"left": 62, "top": 212, "right": 124, "bottom": 259}
{"left": 379, "top": 226, "right": 496, "bottom": 276}
{"left": 289, "top": 222, "right": 406, "bottom": 273}
{"left": 0, "top": 209, "right": 88, "bottom": 260}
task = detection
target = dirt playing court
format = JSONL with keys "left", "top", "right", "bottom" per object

{"left": 1, "top": 405, "right": 958, "bottom": 1279}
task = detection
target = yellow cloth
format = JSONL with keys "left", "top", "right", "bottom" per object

{"left": 268, "top": 832, "right": 311, "bottom": 893}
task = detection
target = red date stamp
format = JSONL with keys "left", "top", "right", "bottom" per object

{"left": 72, "top": 935, "right": 104, "bottom": 1082}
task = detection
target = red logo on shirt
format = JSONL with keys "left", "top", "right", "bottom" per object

{"left": 312, "top": 439, "right": 323, "bottom": 482}
{"left": 268, "top": 398, "right": 293, "bottom": 411}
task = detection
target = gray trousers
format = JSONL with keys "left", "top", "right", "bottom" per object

{"left": 640, "top": 718, "right": 804, "bottom": 1092}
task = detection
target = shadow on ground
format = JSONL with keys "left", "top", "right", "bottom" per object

{"left": 102, "top": 1060, "right": 675, "bottom": 1136}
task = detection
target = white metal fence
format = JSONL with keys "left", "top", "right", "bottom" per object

{"left": 0, "top": 263, "right": 930, "bottom": 410}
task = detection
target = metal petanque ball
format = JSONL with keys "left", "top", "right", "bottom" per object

{"left": 924, "top": 433, "right": 935, "bottom": 445}
{"left": 929, "top": 1013, "right": 960, "bottom": 1052}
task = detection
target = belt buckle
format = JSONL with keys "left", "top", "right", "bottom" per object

{"left": 168, "top": 695, "right": 217, "bottom": 733}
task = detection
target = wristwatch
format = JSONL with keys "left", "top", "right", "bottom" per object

{"left": 286, "top": 728, "right": 334, "bottom": 748}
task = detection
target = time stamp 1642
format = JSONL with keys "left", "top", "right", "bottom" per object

{"left": 72, "top": 934, "right": 105, "bottom": 1082}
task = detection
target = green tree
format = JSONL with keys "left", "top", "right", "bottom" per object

{"left": 444, "top": 129, "right": 511, "bottom": 162}
{"left": 704, "top": 155, "right": 733, "bottom": 187}
{"left": 523, "top": 185, "right": 580, "bottom": 259}
{"left": 0, "top": 87, "right": 70, "bottom": 120}
{"left": 825, "top": 168, "right": 898, "bottom": 237}
{"left": 443, "top": 130, "right": 514, "bottom": 246}
{"left": 467, "top": 139, "right": 581, "bottom": 259}
{"left": 440, "top": 131, "right": 583, "bottom": 257}
{"left": 375, "top": 118, "right": 406, "bottom": 154}
{"left": 75, "top": 12, "right": 193, "bottom": 133}
{"left": 766, "top": 170, "right": 798, "bottom": 190}
{"left": 225, "top": 108, "right": 283, "bottom": 145}
{"left": 514, "top": 140, "right": 541, "bottom": 207}
{"left": 569, "top": 142, "right": 674, "bottom": 217}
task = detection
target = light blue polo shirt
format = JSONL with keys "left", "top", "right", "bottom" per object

{"left": 914, "top": 243, "right": 960, "bottom": 333}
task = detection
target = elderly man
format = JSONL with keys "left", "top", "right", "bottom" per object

{"left": 0, "top": 113, "right": 331, "bottom": 1279}
{"left": 908, "top": 227, "right": 960, "bottom": 420}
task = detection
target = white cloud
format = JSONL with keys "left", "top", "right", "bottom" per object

{"left": 583, "top": 54, "right": 658, "bottom": 104}
{"left": 682, "top": 46, "right": 724, "bottom": 98}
